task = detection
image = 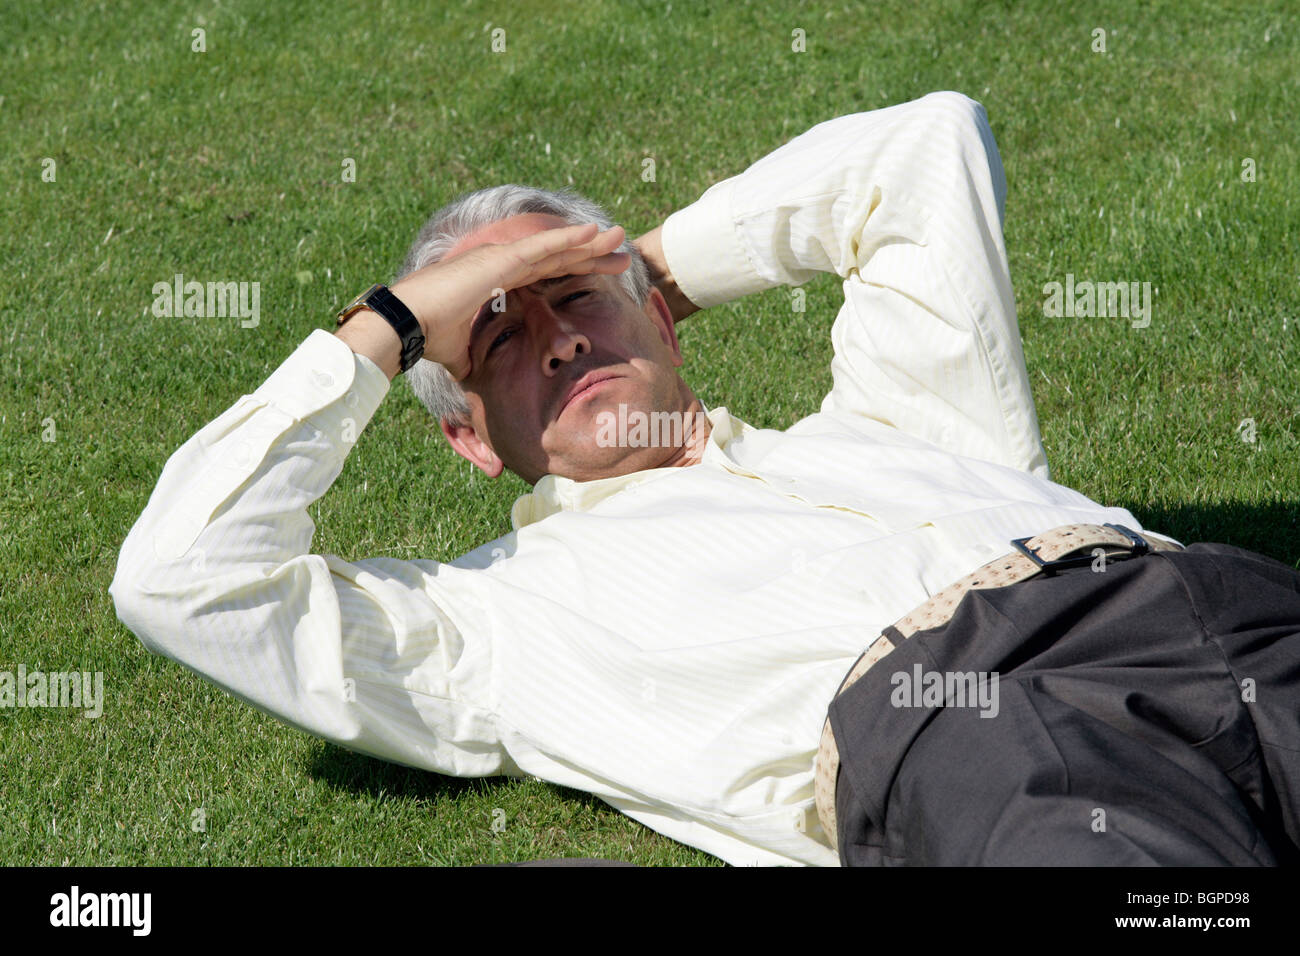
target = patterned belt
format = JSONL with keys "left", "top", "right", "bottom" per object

{"left": 813, "top": 522, "right": 1183, "bottom": 853}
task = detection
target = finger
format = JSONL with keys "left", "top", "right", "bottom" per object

{"left": 528, "top": 229, "right": 628, "bottom": 278}
{"left": 496, "top": 223, "right": 627, "bottom": 291}
{"left": 515, "top": 222, "right": 603, "bottom": 264}
{"left": 569, "top": 226, "right": 627, "bottom": 261}
{"left": 519, "top": 224, "right": 625, "bottom": 269}
{"left": 558, "top": 250, "right": 632, "bottom": 276}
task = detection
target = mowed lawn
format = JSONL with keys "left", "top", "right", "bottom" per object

{"left": 1, "top": 0, "right": 1297, "bottom": 866}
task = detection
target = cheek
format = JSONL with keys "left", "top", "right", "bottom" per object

{"left": 599, "top": 314, "right": 656, "bottom": 355}
{"left": 484, "top": 378, "right": 540, "bottom": 437}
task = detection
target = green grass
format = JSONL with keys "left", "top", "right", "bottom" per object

{"left": 1, "top": 0, "right": 1297, "bottom": 866}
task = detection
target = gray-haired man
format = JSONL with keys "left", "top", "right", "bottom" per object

{"left": 113, "top": 92, "right": 1300, "bottom": 866}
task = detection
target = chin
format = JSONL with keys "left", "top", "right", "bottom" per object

{"left": 547, "top": 443, "right": 647, "bottom": 483}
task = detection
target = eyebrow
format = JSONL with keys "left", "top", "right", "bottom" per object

{"left": 467, "top": 275, "right": 586, "bottom": 356}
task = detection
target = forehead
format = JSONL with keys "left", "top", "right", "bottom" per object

{"left": 444, "top": 212, "right": 572, "bottom": 260}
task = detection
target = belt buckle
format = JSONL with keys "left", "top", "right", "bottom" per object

{"left": 1009, "top": 523, "right": 1150, "bottom": 575}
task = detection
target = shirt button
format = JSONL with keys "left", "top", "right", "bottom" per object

{"left": 344, "top": 390, "right": 359, "bottom": 407}
{"left": 312, "top": 370, "right": 334, "bottom": 388}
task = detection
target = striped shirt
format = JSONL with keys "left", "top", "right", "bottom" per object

{"left": 110, "top": 92, "right": 1176, "bottom": 866}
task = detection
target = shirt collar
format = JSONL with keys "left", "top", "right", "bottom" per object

{"left": 509, "top": 401, "right": 754, "bottom": 530}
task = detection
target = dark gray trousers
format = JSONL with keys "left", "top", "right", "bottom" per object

{"left": 830, "top": 541, "right": 1300, "bottom": 865}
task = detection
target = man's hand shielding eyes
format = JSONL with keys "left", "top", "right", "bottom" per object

{"left": 387, "top": 223, "right": 631, "bottom": 381}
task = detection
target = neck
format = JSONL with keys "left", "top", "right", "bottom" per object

{"left": 652, "top": 397, "right": 713, "bottom": 469}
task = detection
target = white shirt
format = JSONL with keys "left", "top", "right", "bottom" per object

{"left": 110, "top": 92, "right": 1176, "bottom": 867}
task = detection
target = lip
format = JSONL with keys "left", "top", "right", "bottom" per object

{"left": 559, "top": 371, "right": 620, "bottom": 414}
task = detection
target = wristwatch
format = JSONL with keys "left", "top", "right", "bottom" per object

{"left": 336, "top": 284, "right": 426, "bottom": 373}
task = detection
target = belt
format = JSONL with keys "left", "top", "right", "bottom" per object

{"left": 813, "top": 522, "right": 1184, "bottom": 852}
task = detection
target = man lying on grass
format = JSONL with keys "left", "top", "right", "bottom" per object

{"left": 111, "top": 92, "right": 1300, "bottom": 866}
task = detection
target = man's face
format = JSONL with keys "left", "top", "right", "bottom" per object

{"left": 439, "top": 213, "right": 696, "bottom": 485}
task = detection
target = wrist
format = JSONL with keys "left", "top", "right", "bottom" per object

{"left": 634, "top": 226, "right": 700, "bottom": 324}
{"left": 335, "top": 284, "right": 426, "bottom": 378}
{"left": 387, "top": 278, "right": 428, "bottom": 333}
{"left": 335, "top": 308, "right": 403, "bottom": 381}
{"left": 656, "top": 276, "right": 701, "bottom": 325}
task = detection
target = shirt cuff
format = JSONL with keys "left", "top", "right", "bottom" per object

{"left": 661, "top": 176, "right": 773, "bottom": 310}
{"left": 251, "top": 328, "right": 391, "bottom": 448}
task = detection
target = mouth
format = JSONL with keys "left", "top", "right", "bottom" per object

{"left": 559, "top": 371, "right": 621, "bottom": 416}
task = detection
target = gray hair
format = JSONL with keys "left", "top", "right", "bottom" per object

{"left": 395, "top": 184, "right": 652, "bottom": 427}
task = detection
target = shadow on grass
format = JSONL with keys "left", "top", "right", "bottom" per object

{"left": 306, "top": 743, "right": 511, "bottom": 802}
{"left": 305, "top": 741, "right": 617, "bottom": 818}
{"left": 306, "top": 743, "right": 653, "bottom": 865}
{"left": 1120, "top": 498, "right": 1300, "bottom": 568}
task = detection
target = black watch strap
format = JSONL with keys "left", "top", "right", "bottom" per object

{"left": 337, "top": 284, "right": 426, "bottom": 374}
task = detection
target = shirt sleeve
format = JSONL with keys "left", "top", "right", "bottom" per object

{"left": 108, "top": 330, "right": 508, "bottom": 778}
{"left": 659, "top": 90, "right": 1050, "bottom": 479}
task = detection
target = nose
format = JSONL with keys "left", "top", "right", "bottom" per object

{"left": 521, "top": 294, "right": 591, "bottom": 374}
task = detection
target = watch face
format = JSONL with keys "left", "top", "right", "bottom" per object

{"left": 337, "top": 284, "right": 383, "bottom": 325}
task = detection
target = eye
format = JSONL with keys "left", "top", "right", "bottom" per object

{"left": 485, "top": 292, "right": 591, "bottom": 357}
{"left": 487, "top": 325, "right": 518, "bottom": 355}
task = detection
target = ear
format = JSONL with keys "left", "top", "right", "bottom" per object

{"left": 441, "top": 418, "right": 505, "bottom": 478}
{"left": 645, "top": 287, "right": 683, "bottom": 367}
